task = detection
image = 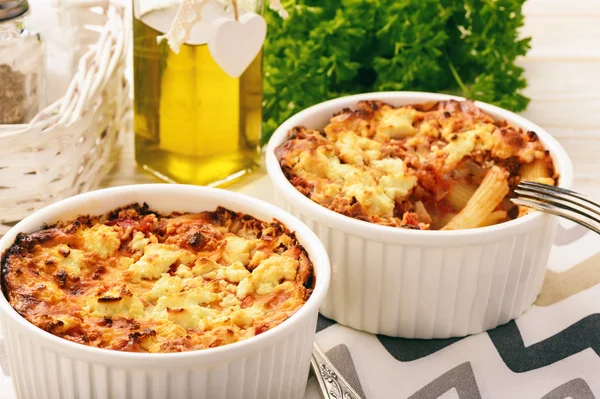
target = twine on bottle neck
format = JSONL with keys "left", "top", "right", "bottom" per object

{"left": 232, "top": 0, "right": 239, "bottom": 21}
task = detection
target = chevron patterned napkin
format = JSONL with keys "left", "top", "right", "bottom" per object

{"left": 302, "top": 223, "right": 600, "bottom": 398}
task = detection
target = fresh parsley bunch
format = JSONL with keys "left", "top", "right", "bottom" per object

{"left": 262, "top": 0, "right": 530, "bottom": 142}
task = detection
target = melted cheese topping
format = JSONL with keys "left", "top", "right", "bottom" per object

{"left": 276, "top": 100, "right": 556, "bottom": 230}
{"left": 2, "top": 206, "right": 314, "bottom": 353}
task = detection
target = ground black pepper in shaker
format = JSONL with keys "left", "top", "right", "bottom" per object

{"left": 0, "top": 0, "right": 44, "bottom": 124}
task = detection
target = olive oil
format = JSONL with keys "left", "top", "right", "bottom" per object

{"left": 133, "top": 6, "right": 262, "bottom": 186}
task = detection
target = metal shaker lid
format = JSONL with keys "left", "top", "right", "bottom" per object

{"left": 0, "top": 0, "right": 29, "bottom": 22}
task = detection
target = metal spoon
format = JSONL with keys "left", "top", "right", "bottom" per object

{"left": 311, "top": 341, "right": 363, "bottom": 399}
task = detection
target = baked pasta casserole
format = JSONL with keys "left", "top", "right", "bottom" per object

{"left": 276, "top": 100, "right": 558, "bottom": 230}
{"left": 1, "top": 204, "right": 314, "bottom": 353}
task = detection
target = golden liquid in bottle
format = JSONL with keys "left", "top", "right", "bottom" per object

{"left": 133, "top": 7, "right": 262, "bottom": 187}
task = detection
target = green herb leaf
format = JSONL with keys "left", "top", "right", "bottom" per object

{"left": 263, "top": 0, "right": 530, "bottom": 143}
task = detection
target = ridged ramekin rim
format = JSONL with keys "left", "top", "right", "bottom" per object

{"left": 0, "top": 184, "right": 331, "bottom": 366}
{"left": 266, "top": 91, "right": 574, "bottom": 245}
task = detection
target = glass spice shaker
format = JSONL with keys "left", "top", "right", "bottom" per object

{"left": 0, "top": 0, "right": 45, "bottom": 124}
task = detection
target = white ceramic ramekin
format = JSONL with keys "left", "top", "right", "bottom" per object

{"left": 0, "top": 184, "right": 330, "bottom": 399}
{"left": 266, "top": 91, "right": 573, "bottom": 339}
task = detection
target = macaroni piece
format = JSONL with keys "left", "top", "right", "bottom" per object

{"left": 1, "top": 205, "right": 314, "bottom": 353}
{"left": 276, "top": 100, "right": 558, "bottom": 230}
{"left": 442, "top": 166, "right": 509, "bottom": 230}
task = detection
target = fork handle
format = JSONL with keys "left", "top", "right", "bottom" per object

{"left": 311, "top": 342, "right": 363, "bottom": 399}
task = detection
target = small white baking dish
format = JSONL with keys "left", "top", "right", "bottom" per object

{"left": 0, "top": 184, "right": 331, "bottom": 399}
{"left": 266, "top": 91, "right": 573, "bottom": 339}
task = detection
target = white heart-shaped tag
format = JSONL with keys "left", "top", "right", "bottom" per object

{"left": 207, "top": 13, "right": 267, "bottom": 78}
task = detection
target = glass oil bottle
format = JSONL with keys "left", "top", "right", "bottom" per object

{"left": 132, "top": 0, "right": 263, "bottom": 186}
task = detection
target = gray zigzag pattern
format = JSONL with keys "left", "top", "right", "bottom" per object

{"left": 541, "top": 378, "right": 595, "bottom": 399}
{"left": 407, "top": 362, "right": 481, "bottom": 399}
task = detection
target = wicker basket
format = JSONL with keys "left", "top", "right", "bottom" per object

{"left": 0, "top": 1, "right": 129, "bottom": 235}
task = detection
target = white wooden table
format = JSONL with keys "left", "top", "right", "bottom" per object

{"left": 100, "top": 0, "right": 600, "bottom": 205}
{"left": 2, "top": 1, "right": 600, "bottom": 399}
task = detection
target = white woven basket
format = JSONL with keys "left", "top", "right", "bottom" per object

{"left": 0, "top": 1, "right": 129, "bottom": 235}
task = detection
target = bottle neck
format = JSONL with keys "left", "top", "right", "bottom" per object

{"left": 0, "top": 17, "right": 22, "bottom": 43}
{"left": 0, "top": 0, "right": 29, "bottom": 22}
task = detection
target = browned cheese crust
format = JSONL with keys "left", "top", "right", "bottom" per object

{"left": 1, "top": 204, "right": 314, "bottom": 353}
{"left": 276, "top": 100, "right": 558, "bottom": 230}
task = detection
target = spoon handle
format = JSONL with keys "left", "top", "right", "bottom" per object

{"left": 311, "top": 341, "right": 363, "bottom": 399}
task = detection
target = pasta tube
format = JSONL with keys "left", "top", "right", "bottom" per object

{"left": 414, "top": 201, "right": 432, "bottom": 224}
{"left": 520, "top": 159, "right": 554, "bottom": 186}
{"left": 479, "top": 210, "right": 508, "bottom": 227}
{"left": 442, "top": 166, "right": 509, "bottom": 230}
{"left": 446, "top": 180, "right": 478, "bottom": 211}
{"left": 518, "top": 159, "right": 554, "bottom": 216}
